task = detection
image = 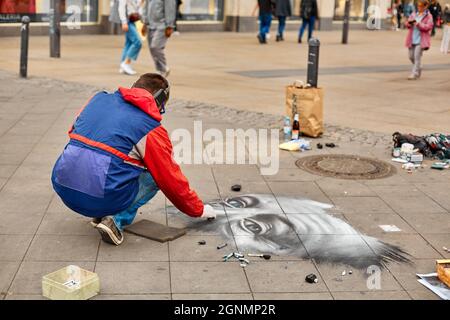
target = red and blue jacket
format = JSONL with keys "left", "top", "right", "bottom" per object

{"left": 51, "top": 87, "right": 204, "bottom": 218}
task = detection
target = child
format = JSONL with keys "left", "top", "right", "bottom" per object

{"left": 405, "top": 0, "right": 434, "bottom": 80}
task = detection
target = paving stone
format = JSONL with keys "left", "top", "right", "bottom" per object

{"left": 98, "top": 235, "right": 168, "bottom": 262}
{"left": 9, "top": 261, "right": 95, "bottom": 295}
{"left": 37, "top": 211, "right": 97, "bottom": 236}
{"left": 332, "top": 290, "right": 410, "bottom": 300}
{"left": 263, "top": 168, "right": 322, "bottom": 182}
{"left": 0, "top": 211, "right": 43, "bottom": 235}
{"left": 172, "top": 293, "right": 253, "bottom": 300}
{"left": 380, "top": 196, "right": 447, "bottom": 215}
{"left": 269, "top": 181, "right": 331, "bottom": 205}
{"left": 0, "top": 235, "right": 33, "bottom": 261}
{"left": 316, "top": 262, "right": 403, "bottom": 292}
{"left": 0, "top": 262, "right": 20, "bottom": 293}
{"left": 316, "top": 179, "right": 375, "bottom": 197}
{"left": 212, "top": 165, "right": 265, "bottom": 183}
{"left": 217, "top": 181, "right": 272, "bottom": 199}
{"left": 169, "top": 235, "right": 237, "bottom": 262}
{"left": 342, "top": 212, "right": 417, "bottom": 236}
{"left": 401, "top": 213, "right": 450, "bottom": 234}
{"left": 386, "top": 259, "right": 438, "bottom": 291}
{"left": 245, "top": 260, "right": 328, "bottom": 293}
{"left": 420, "top": 234, "right": 450, "bottom": 259}
{"left": 167, "top": 211, "right": 230, "bottom": 236}
{"left": 25, "top": 235, "right": 99, "bottom": 262}
{"left": 95, "top": 262, "right": 170, "bottom": 294}
{"left": 5, "top": 294, "right": 46, "bottom": 300}
{"left": 234, "top": 235, "right": 307, "bottom": 260}
{"left": 331, "top": 197, "right": 394, "bottom": 215}
{"left": 408, "top": 287, "right": 441, "bottom": 300}
{"left": 171, "top": 261, "right": 250, "bottom": 294}
{"left": 415, "top": 182, "right": 450, "bottom": 211}
{"left": 253, "top": 292, "right": 333, "bottom": 300}
{"left": 369, "top": 234, "right": 442, "bottom": 260}
{"left": 0, "top": 165, "right": 17, "bottom": 179}
{"left": 0, "top": 190, "right": 53, "bottom": 214}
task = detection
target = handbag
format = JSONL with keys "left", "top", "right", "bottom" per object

{"left": 128, "top": 13, "right": 141, "bottom": 23}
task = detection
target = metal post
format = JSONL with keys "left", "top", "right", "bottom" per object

{"left": 307, "top": 38, "right": 320, "bottom": 88}
{"left": 49, "top": 0, "right": 61, "bottom": 58}
{"left": 20, "top": 16, "right": 30, "bottom": 78}
{"left": 342, "top": 0, "right": 351, "bottom": 44}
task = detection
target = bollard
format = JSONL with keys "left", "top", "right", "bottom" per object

{"left": 49, "top": 0, "right": 61, "bottom": 58}
{"left": 307, "top": 38, "right": 320, "bottom": 88}
{"left": 342, "top": 0, "right": 351, "bottom": 44}
{"left": 20, "top": 16, "right": 30, "bottom": 78}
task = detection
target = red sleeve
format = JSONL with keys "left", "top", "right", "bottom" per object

{"left": 143, "top": 125, "right": 204, "bottom": 217}
{"left": 417, "top": 15, "right": 433, "bottom": 32}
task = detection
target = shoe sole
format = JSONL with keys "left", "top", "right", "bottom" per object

{"left": 96, "top": 223, "right": 123, "bottom": 245}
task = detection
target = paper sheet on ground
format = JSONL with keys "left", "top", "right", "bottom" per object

{"left": 417, "top": 273, "right": 450, "bottom": 300}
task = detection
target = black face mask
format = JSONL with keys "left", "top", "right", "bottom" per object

{"left": 153, "top": 87, "right": 170, "bottom": 114}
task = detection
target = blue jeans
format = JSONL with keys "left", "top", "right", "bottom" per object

{"left": 259, "top": 13, "right": 273, "bottom": 41}
{"left": 121, "top": 22, "right": 142, "bottom": 62}
{"left": 299, "top": 16, "right": 316, "bottom": 41}
{"left": 277, "top": 16, "right": 286, "bottom": 36}
{"left": 112, "top": 172, "right": 159, "bottom": 230}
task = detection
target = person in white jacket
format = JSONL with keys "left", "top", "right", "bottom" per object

{"left": 118, "top": 0, "right": 144, "bottom": 75}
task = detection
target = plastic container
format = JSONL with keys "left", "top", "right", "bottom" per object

{"left": 42, "top": 265, "right": 100, "bottom": 300}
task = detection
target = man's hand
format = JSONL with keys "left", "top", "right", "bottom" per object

{"left": 201, "top": 204, "right": 216, "bottom": 220}
{"left": 122, "top": 23, "right": 129, "bottom": 32}
{"left": 165, "top": 27, "right": 174, "bottom": 38}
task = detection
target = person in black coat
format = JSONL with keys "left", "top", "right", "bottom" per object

{"left": 298, "top": 0, "right": 318, "bottom": 43}
{"left": 275, "top": 0, "right": 292, "bottom": 41}
{"left": 429, "top": 0, "right": 442, "bottom": 36}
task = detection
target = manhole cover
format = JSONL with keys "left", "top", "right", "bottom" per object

{"left": 295, "top": 154, "right": 396, "bottom": 180}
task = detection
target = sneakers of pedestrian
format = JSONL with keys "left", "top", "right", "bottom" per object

{"left": 257, "top": 34, "right": 264, "bottom": 44}
{"left": 276, "top": 34, "right": 281, "bottom": 42}
{"left": 407, "top": 74, "right": 418, "bottom": 80}
{"left": 95, "top": 217, "right": 124, "bottom": 245}
{"left": 120, "top": 62, "right": 137, "bottom": 75}
{"left": 298, "top": 37, "right": 302, "bottom": 44}
{"left": 163, "top": 67, "right": 171, "bottom": 78}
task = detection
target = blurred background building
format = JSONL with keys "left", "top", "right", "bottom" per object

{"left": 0, "top": 0, "right": 449, "bottom": 36}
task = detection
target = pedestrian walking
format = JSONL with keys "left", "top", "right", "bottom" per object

{"left": 143, "top": 0, "right": 177, "bottom": 77}
{"left": 253, "top": 0, "right": 275, "bottom": 44}
{"left": 298, "top": 0, "right": 318, "bottom": 43}
{"left": 441, "top": 4, "right": 450, "bottom": 53}
{"left": 110, "top": 0, "right": 145, "bottom": 75}
{"left": 275, "top": 0, "right": 291, "bottom": 42}
{"left": 429, "top": 0, "right": 442, "bottom": 36}
{"left": 395, "top": 0, "right": 404, "bottom": 29}
{"left": 405, "top": 0, "right": 434, "bottom": 80}
{"left": 404, "top": 0, "right": 415, "bottom": 20}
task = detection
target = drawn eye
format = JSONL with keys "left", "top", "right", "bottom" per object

{"left": 240, "top": 218, "right": 271, "bottom": 235}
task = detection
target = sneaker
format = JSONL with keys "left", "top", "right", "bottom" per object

{"left": 90, "top": 218, "right": 102, "bottom": 227}
{"left": 95, "top": 217, "right": 124, "bottom": 245}
{"left": 298, "top": 37, "right": 302, "bottom": 44}
{"left": 276, "top": 35, "right": 281, "bottom": 42}
{"left": 120, "top": 62, "right": 137, "bottom": 75}
{"left": 163, "top": 67, "right": 171, "bottom": 78}
{"left": 257, "top": 34, "right": 264, "bottom": 44}
{"left": 407, "top": 74, "right": 418, "bottom": 80}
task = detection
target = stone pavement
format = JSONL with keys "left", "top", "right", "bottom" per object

{"left": 0, "top": 30, "right": 449, "bottom": 135}
{"left": 0, "top": 70, "right": 449, "bottom": 300}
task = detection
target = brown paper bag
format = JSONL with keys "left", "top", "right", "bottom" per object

{"left": 285, "top": 84, "right": 324, "bottom": 138}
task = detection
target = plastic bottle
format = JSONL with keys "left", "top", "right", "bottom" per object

{"left": 292, "top": 114, "right": 300, "bottom": 140}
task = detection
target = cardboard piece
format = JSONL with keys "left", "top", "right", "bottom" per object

{"left": 437, "top": 259, "right": 450, "bottom": 288}
{"left": 124, "top": 220, "right": 186, "bottom": 243}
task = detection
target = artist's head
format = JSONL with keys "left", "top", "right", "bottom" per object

{"left": 417, "top": 0, "right": 429, "bottom": 12}
{"left": 132, "top": 73, "right": 170, "bottom": 114}
{"left": 168, "top": 194, "right": 410, "bottom": 269}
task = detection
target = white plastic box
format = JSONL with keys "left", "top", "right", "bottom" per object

{"left": 42, "top": 265, "right": 100, "bottom": 300}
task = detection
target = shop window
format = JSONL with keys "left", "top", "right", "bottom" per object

{"left": 179, "top": 0, "right": 224, "bottom": 21}
{"left": 0, "top": 0, "right": 98, "bottom": 23}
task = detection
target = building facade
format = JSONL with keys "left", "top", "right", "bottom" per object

{"left": 1, "top": 0, "right": 449, "bottom": 36}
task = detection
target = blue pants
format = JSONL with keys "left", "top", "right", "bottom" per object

{"left": 121, "top": 22, "right": 142, "bottom": 62}
{"left": 112, "top": 172, "right": 159, "bottom": 230}
{"left": 259, "top": 13, "right": 273, "bottom": 41}
{"left": 277, "top": 16, "right": 286, "bottom": 36}
{"left": 299, "top": 16, "right": 316, "bottom": 41}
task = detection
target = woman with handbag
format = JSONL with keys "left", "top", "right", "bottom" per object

{"left": 117, "top": 0, "right": 144, "bottom": 75}
{"left": 405, "top": 0, "right": 434, "bottom": 80}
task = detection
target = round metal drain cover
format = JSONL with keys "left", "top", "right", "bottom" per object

{"left": 295, "top": 154, "right": 396, "bottom": 180}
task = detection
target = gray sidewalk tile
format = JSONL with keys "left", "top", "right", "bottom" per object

{"left": 401, "top": 213, "right": 450, "bottom": 234}
{"left": 0, "top": 211, "right": 43, "bottom": 235}
{"left": 25, "top": 235, "right": 100, "bottom": 262}
{"left": 172, "top": 293, "right": 253, "bottom": 300}
{"left": 381, "top": 196, "right": 447, "bottom": 215}
{"left": 331, "top": 290, "right": 410, "bottom": 300}
{"left": 253, "top": 292, "right": 333, "bottom": 300}
{"left": 373, "top": 234, "right": 442, "bottom": 260}
{"left": 95, "top": 262, "right": 170, "bottom": 294}
{"left": 171, "top": 261, "right": 250, "bottom": 294}
{"left": 0, "top": 262, "right": 20, "bottom": 294}
{"left": 169, "top": 235, "right": 237, "bottom": 262}
{"left": 342, "top": 212, "right": 418, "bottom": 236}
{"left": 316, "top": 179, "right": 375, "bottom": 197}
{"left": 331, "top": 197, "right": 395, "bottom": 215}
{"left": 0, "top": 235, "right": 33, "bottom": 261}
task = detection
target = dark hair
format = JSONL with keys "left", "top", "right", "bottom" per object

{"left": 132, "top": 73, "right": 169, "bottom": 94}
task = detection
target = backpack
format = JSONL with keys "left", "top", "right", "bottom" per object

{"left": 302, "top": 0, "right": 314, "bottom": 20}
